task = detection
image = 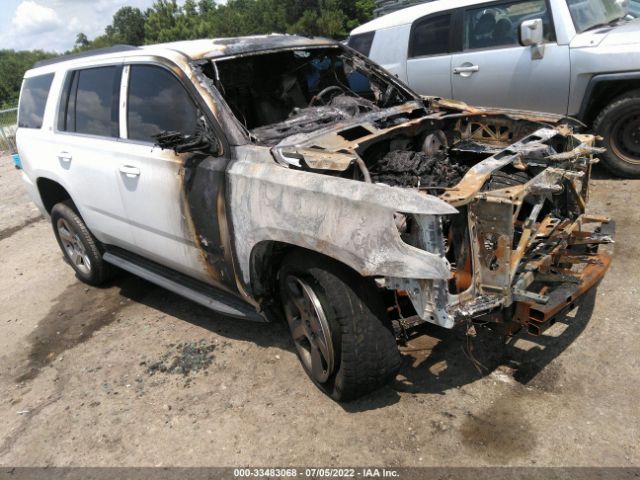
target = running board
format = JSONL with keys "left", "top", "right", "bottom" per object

{"left": 103, "top": 249, "right": 266, "bottom": 322}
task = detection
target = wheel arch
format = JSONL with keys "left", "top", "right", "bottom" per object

{"left": 249, "top": 241, "right": 365, "bottom": 301}
{"left": 36, "top": 176, "right": 76, "bottom": 214}
{"left": 578, "top": 73, "right": 640, "bottom": 126}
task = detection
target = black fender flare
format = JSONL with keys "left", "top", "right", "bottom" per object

{"left": 577, "top": 72, "right": 640, "bottom": 123}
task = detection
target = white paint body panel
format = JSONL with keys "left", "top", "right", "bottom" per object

{"left": 228, "top": 146, "right": 457, "bottom": 289}
{"left": 407, "top": 54, "right": 453, "bottom": 100}
{"left": 99, "top": 139, "right": 210, "bottom": 283}
{"left": 17, "top": 50, "right": 212, "bottom": 284}
{"left": 368, "top": 25, "right": 411, "bottom": 82}
{"left": 450, "top": 43, "right": 570, "bottom": 114}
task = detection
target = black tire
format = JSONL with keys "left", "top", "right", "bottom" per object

{"left": 278, "top": 250, "right": 401, "bottom": 402}
{"left": 51, "top": 200, "right": 113, "bottom": 286}
{"left": 593, "top": 91, "right": 640, "bottom": 178}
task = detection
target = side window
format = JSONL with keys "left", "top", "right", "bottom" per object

{"left": 18, "top": 74, "right": 54, "bottom": 129}
{"left": 59, "top": 66, "right": 121, "bottom": 137}
{"left": 409, "top": 13, "right": 452, "bottom": 58}
{"left": 348, "top": 32, "right": 376, "bottom": 56}
{"left": 463, "top": 0, "right": 555, "bottom": 50}
{"left": 127, "top": 65, "right": 199, "bottom": 143}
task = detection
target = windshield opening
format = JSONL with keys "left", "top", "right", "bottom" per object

{"left": 201, "top": 46, "right": 416, "bottom": 144}
{"left": 566, "top": 0, "right": 628, "bottom": 32}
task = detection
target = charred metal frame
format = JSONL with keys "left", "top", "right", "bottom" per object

{"left": 163, "top": 38, "right": 613, "bottom": 335}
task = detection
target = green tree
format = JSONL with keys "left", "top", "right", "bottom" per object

{"left": 144, "top": 0, "right": 185, "bottom": 43}
{"left": 285, "top": 0, "right": 350, "bottom": 37}
{"left": 0, "top": 50, "right": 57, "bottom": 108}
{"left": 74, "top": 33, "right": 90, "bottom": 50}
{"left": 70, "top": 0, "right": 376, "bottom": 54}
{"left": 344, "top": 0, "right": 375, "bottom": 30}
{"left": 105, "top": 7, "right": 146, "bottom": 45}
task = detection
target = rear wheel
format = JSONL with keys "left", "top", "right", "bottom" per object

{"left": 593, "top": 91, "right": 640, "bottom": 178}
{"left": 278, "top": 251, "right": 401, "bottom": 401}
{"left": 51, "top": 200, "right": 113, "bottom": 286}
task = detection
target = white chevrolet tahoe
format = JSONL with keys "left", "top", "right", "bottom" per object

{"left": 16, "top": 35, "right": 613, "bottom": 401}
{"left": 350, "top": 0, "right": 640, "bottom": 178}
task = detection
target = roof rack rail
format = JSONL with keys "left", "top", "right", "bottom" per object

{"left": 33, "top": 45, "right": 140, "bottom": 69}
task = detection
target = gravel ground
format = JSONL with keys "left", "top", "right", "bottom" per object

{"left": 0, "top": 153, "right": 638, "bottom": 468}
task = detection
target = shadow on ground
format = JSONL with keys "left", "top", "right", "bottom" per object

{"left": 15, "top": 266, "right": 598, "bottom": 412}
{"left": 13, "top": 272, "right": 152, "bottom": 383}
{"left": 343, "top": 290, "right": 597, "bottom": 412}
{"left": 590, "top": 163, "right": 628, "bottom": 180}
{"left": 120, "top": 271, "right": 598, "bottom": 412}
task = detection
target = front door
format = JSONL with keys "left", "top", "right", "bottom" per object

{"left": 115, "top": 62, "right": 229, "bottom": 287}
{"left": 451, "top": 0, "right": 570, "bottom": 114}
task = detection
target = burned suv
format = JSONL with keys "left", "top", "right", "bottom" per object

{"left": 17, "top": 35, "right": 613, "bottom": 401}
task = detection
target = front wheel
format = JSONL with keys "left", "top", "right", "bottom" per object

{"left": 278, "top": 251, "right": 401, "bottom": 402}
{"left": 593, "top": 91, "right": 640, "bottom": 178}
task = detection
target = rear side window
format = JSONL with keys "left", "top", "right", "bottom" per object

{"left": 127, "top": 65, "right": 199, "bottom": 143}
{"left": 58, "top": 66, "right": 121, "bottom": 138}
{"left": 409, "top": 13, "right": 452, "bottom": 58}
{"left": 18, "top": 74, "right": 54, "bottom": 129}
{"left": 348, "top": 32, "right": 376, "bottom": 56}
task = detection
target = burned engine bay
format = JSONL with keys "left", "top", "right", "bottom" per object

{"left": 198, "top": 46, "right": 614, "bottom": 336}
{"left": 202, "top": 46, "right": 412, "bottom": 144}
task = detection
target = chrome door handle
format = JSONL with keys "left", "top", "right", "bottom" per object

{"left": 453, "top": 65, "right": 480, "bottom": 75}
{"left": 119, "top": 165, "right": 140, "bottom": 177}
{"left": 57, "top": 152, "right": 72, "bottom": 162}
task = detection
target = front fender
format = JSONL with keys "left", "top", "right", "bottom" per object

{"left": 228, "top": 153, "right": 457, "bottom": 288}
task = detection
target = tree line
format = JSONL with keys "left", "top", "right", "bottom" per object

{"left": 0, "top": 50, "right": 57, "bottom": 109}
{"left": 0, "top": 0, "right": 375, "bottom": 108}
{"left": 76, "top": 0, "right": 374, "bottom": 48}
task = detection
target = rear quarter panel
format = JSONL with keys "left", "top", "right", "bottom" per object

{"left": 368, "top": 25, "right": 411, "bottom": 83}
{"left": 16, "top": 69, "right": 67, "bottom": 217}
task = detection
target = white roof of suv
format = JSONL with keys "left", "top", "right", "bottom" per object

{"left": 351, "top": 0, "right": 488, "bottom": 35}
{"left": 27, "top": 34, "right": 335, "bottom": 77}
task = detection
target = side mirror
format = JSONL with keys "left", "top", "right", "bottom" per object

{"left": 153, "top": 117, "right": 222, "bottom": 156}
{"left": 520, "top": 18, "right": 545, "bottom": 59}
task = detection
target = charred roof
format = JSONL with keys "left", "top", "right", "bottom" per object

{"left": 157, "top": 34, "right": 338, "bottom": 60}
{"left": 30, "top": 35, "right": 338, "bottom": 73}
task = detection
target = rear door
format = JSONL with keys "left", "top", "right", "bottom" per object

{"left": 53, "top": 63, "right": 136, "bottom": 249}
{"left": 406, "top": 12, "right": 457, "bottom": 98}
{"left": 450, "top": 0, "right": 570, "bottom": 114}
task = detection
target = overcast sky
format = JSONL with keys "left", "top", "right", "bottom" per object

{"left": 0, "top": 0, "right": 164, "bottom": 53}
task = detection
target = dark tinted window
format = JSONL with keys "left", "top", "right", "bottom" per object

{"left": 464, "top": 0, "right": 555, "bottom": 50}
{"left": 59, "top": 67, "right": 120, "bottom": 137}
{"left": 18, "top": 74, "right": 54, "bottom": 129}
{"left": 74, "top": 67, "right": 120, "bottom": 137}
{"left": 348, "top": 32, "right": 376, "bottom": 56}
{"left": 409, "top": 14, "right": 452, "bottom": 58}
{"left": 127, "top": 65, "right": 198, "bottom": 142}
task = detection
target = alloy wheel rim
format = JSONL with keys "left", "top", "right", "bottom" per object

{"left": 57, "top": 219, "right": 92, "bottom": 275}
{"left": 283, "top": 276, "right": 335, "bottom": 384}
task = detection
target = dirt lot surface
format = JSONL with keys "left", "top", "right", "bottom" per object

{"left": 0, "top": 153, "right": 638, "bottom": 468}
